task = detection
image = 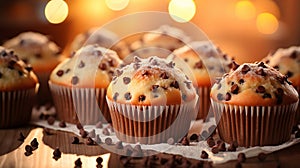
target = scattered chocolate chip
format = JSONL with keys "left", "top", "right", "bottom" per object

{"left": 78, "top": 61, "right": 85, "bottom": 68}
{"left": 88, "top": 129, "right": 96, "bottom": 138}
{"left": 170, "top": 81, "right": 179, "bottom": 89}
{"left": 53, "top": 147, "right": 61, "bottom": 160}
{"left": 25, "top": 145, "right": 33, "bottom": 153}
{"left": 18, "top": 132, "right": 26, "bottom": 142}
{"left": 72, "top": 137, "right": 80, "bottom": 144}
{"left": 258, "top": 62, "right": 267, "bottom": 68}
{"left": 104, "top": 137, "right": 112, "bottom": 145}
{"left": 151, "top": 85, "right": 159, "bottom": 92}
{"left": 123, "top": 77, "right": 131, "bottom": 84}
{"left": 225, "top": 92, "right": 231, "bottom": 101}
{"left": 113, "top": 92, "right": 119, "bottom": 101}
{"left": 217, "top": 83, "right": 222, "bottom": 90}
{"left": 231, "top": 61, "right": 240, "bottom": 71}
{"left": 257, "top": 68, "right": 266, "bottom": 76}
{"left": 18, "top": 70, "right": 23, "bottom": 76}
{"left": 132, "top": 145, "right": 143, "bottom": 157}
{"left": 43, "top": 128, "right": 52, "bottom": 135}
{"left": 228, "top": 143, "right": 237, "bottom": 152}
{"left": 25, "top": 66, "right": 33, "bottom": 72}
{"left": 160, "top": 72, "right": 169, "bottom": 79}
{"left": 24, "top": 151, "right": 32, "bottom": 156}
{"left": 30, "top": 138, "right": 39, "bottom": 149}
{"left": 286, "top": 71, "right": 294, "bottom": 78}
{"left": 86, "top": 137, "right": 95, "bottom": 145}
{"left": 218, "top": 142, "right": 226, "bottom": 152}
{"left": 207, "top": 137, "right": 215, "bottom": 147}
{"left": 216, "top": 140, "right": 223, "bottom": 145}
{"left": 47, "top": 116, "right": 55, "bottom": 125}
{"left": 211, "top": 146, "right": 219, "bottom": 154}
{"left": 200, "top": 151, "right": 209, "bottom": 159}
{"left": 167, "top": 137, "right": 175, "bottom": 145}
{"left": 256, "top": 86, "right": 266, "bottom": 93}
{"left": 238, "top": 153, "right": 246, "bottom": 163}
{"left": 235, "top": 162, "right": 242, "bottom": 168}
{"left": 115, "top": 141, "right": 123, "bottom": 149}
{"left": 184, "top": 58, "right": 188, "bottom": 62}
{"left": 231, "top": 84, "right": 239, "bottom": 94}
{"left": 79, "top": 129, "right": 88, "bottom": 138}
{"left": 95, "top": 121, "right": 103, "bottom": 128}
{"left": 74, "top": 158, "right": 82, "bottom": 167}
{"left": 290, "top": 51, "right": 297, "bottom": 59}
{"left": 258, "top": 152, "right": 267, "bottom": 161}
{"left": 71, "top": 76, "right": 79, "bottom": 85}
{"left": 76, "top": 123, "right": 83, "bottom": 129}
{"left": 217, "top": 93, "right": 224, "bottom": 101}
{"left": 167, "top": 61, "right": 175, "bottom": 68}
{"left": 273, "top": 65, "right": 279, "bottom": 70}
{"left": 124, "top": 145, "right": 133, "bottom": 156}
{"left": 138, "top": 95, "right": 146, "bottom": 102}
{"left": 7, "top": 60, "right": 15, "bottom": 69}
{"left": 181, "top": 137, "right": 190, "bottom": 146}
{"left": 194, "top": 61, "right": 203, "bottom": 69}
{"left": 241, "top": 65, "right": 250, "bottom": 74}
{"left": 133, "top": 63, "right": 140, "bottom": 70}
{"left": 98, "top": 63, "right": 107, "bottom": 70}
{"left": 190, "top": 134, "right": 199, "bottom": 142}
{"left": 134, "top": 56, "right": 141, "bottom": 63}
{"left": 102, "top": 128, "right": 110, "bottom": 136}
{"left": 59, "top": 120, "right": 66, "bottom": 128}
{"left": 95, "top": 135, "right": 102, "bottom": 144}
{"left": 107, "top": 59, "right": 114, "bottom": 66}
{"left": 96, "top": 157, "right": 103, "bottom": 165}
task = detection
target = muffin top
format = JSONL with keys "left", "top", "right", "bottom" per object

{"left": 50, "top": 45, "right": 122, "bottom": 88}
{"left": 211, "top": 62, "right": 298, "bottom": 106}
{"left": 129, "top": 25, "right": 190, "bottom": 58}
{"left": 71, "top": 27, "right": 119, "bottom": 52}
{"left": 169, "top": 41, "right": 234, "bottom": 86}
{"left": 263, "top": 46, "right": 300, "bottom": 86}
{"left": 3, "top": 32, "right": 64, "bottom": 72}
{"left": 0, "top": 46, "right": 38, "bottom": 91}
{"left": 107, "top": 56, "right": 197, "bottom": 106}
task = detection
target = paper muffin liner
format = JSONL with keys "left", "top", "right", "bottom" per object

{"left": 106, "top": 97, "right": 198, "bottom": 144}
{"left": 196, "top": 86, "right": 211, "bottom": 120}
{"left": 294, "top": 86, "right": 300, "bottom": 124}
{"left": 211, "top": 99, "right": 298, "bottom": 147}
{"left": 0, "top": 86, "right": 37, "bottom": 128}
{"left": 49, "top": 82, "right": 110, "bottom": 125}
{"left": 36, "top": 72, "right": 52, "bottom": 105}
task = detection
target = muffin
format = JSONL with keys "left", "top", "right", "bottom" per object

{"left": 3, "top": 32, "right": 65, "bottom": 105}
{"left": 49, "top": 44, "right": 122, "bottom": 124}
{"left": 169, "top": 41, "right": 233, "bottom": 120}
{"left": 210, "top": 62, "right": 298, "bottom": 147}
{"left": 0, "top": 46, "right": 38, "bottom": 128}
{"left": 262, "top": 46, "right": 300, "bottom": 124}
{"left": 106, "top": 56, "right": 198, "bottom": 144}
{"left": 127, "top": 25, "right": 190, "bottom": 60}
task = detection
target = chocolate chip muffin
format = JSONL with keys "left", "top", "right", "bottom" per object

{"left": 49, "top": 44, "right": 122, "bottom": 124}
{"left": 0, "top": 46, "right": 38, "bottom": 128}
{"left": 106, "top": 56, "right": 198, "bottom": 144}
{"left": 263, "top": 46, "right": 300, "bottom": 124}
{"left": 3, "top": 32, "right": 65, "bottom": 105}
{"left": 169, "top": 41, "right": 233, "bottom": 120}
{"left": 210, "top": 62, "right": 299, "bottom": 147}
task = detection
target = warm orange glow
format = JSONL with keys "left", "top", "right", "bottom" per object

{"left": 168, "top": 0, "right": 196, "bottom": 23}
{"left": 105, "top": 0, "right": 129, "bottom": 11}
{"left": 235, "top": 0, "right": 256, "bottom": 20}
{"left": 256, "top": 12, "right": 279, "bottom": 34}
{"left": 254, "top": 0, "right": 280, "bottom": 18}
{"left": 44, "top": 0, "right": 69, "bottom": 24}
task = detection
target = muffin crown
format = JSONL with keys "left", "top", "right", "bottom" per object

{"left": 263, "top": 46, "right": 300, "bottom": 86}
{"left": 107, "top": 56, "right": 197, "bottom": 105}
{"left": 3, "top": 32, "right": 63, "bottom": 72}
{"left": 50, "top": 45, "right": 122, "bottom": 88}
{"left": 0, "top": 46, "right": 38, "bottom": 90}
{"left": 169, "top": 41, "right": 234, "bottom": 86}
{"left": 211, "top": 62, "right": 298, "bottom": 106}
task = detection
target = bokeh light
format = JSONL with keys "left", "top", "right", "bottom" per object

{"left": 255, "top": 0, "right": 280, "bottom": 18}
{"left": 105, "top": 0, "right": 129, "bottom": 11}
{"left": 235, "top": 0, "right": 256, "bottom": 20}
{"left": 44, "top": 0, "right": 68, "bottom": 24}
{"left": 168, "top": 0, "right": 196, "bottom": 23}
{"left": 256, "top": 12, "right": 279, "bottom": 34}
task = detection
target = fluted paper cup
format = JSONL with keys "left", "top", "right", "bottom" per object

{"left": 211, "top": 99, "right": 298, "bottom": 147}
{"left": 196, "top": 86, "right": 211, "bottom": 120}
{"left": 49, "top": 81, "right": 110, "bottom": 125}
{"left": 294, "top": 86, "right": 300, "bottom": 124}
{"left": 106, "top": 97, "right": 198, "bottom": 144}
{"left": 0, "top": 86, "right": 38, "bottom": 128}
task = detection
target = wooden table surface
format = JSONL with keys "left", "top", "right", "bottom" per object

{"left": 0, "top": 126, "right": 300, "bottom": 168}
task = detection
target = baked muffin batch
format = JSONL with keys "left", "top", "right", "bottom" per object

{"left": 0, "top": 26, "right": 299, "bottom": 147}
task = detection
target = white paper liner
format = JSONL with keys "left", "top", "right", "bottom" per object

{"left": 196, "top": 86, "right": 211, "bottom": 120}
{"left": 106, "top": 97, "right": 197, "bottom": 144}
{"left": 0, "top": 87, "right": 37, "bottom": 128}
{"left": 294, "top": 86, "right": 300, "bottom": 124}
{"left": 49, "top": 82, "right": 110, "bottom": 125}
{"left": 211, "top": 99, "right": 299, "bottom": 147}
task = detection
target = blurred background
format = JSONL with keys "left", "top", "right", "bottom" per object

{"left": 0, "top": 0, "right": 299, "bottom": 63}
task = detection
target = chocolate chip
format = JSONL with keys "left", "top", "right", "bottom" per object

{"left": 184, "top": 81, "right": 192, "bottom": 89}
{"left": 167, "top": 61, "right": 175, "bottom": 68}
{"left": 47, "top": 116, "right": 55, "bottom": 125}
{"left": 25, "top": 145, "right": 33, "bottom": 153}
{"left": 98, "top": 63, "right": 107, "bottom": 70}
{"left": 71, "top": 76, "right": 79, "bottom": 85}
{"left": 286, "top": 71, "right": 293, "bottom": 78}
{"left": 256, "top": 86, "right": 266, "bottom": 93}
{"left": 132, "top": 145, "right": 143, "bottom": 157}
{"left": 25, "top": 66, "right": 33, "bottom": 72}
{"left": 225, "top": 92, "right": 231, "bottom": 101}
{"left": 65, "top": 68, "right": 70, "bottom": 73}
{"left": 24, "top": 151, "right": 32, "bottom": 156}
{"left": 207, "top": 137, "right": 215, "bottom": 147}
{"left": 133, "top": 63, "right": 140, "bottom": 70}
{"left": 124, "top": 92, "right": 132, "bottom": 100}
{"left": 237, "top": 153, "right": 246, "bottom": 163}
{"left": 79, "top": 129, "right": 88, "bottom": 138}
{"left": 108, "top": 59, "right": 114, "bottom": 66}
{"left": 231, "top": 84, "right": 239, "bottom": 94}
{"left": 123, "top": 77, "right": 131, "bottom": 84}
{"left": 211, "top": 146, "right": 219, "bottom": 154}
{"left": 43, "top": 128, "right": 52, "bottom": 135}
{"left": 218, "top": 142, "right": 226, "bottom": 152}
{"left": 95, "top": 135, "right": 102, "bottom": 144}
{"left": 160, "top": 72, "right": 169, "bottom": 79}
{"left": 170, "top": 81, "right": 179, "bottom": 89}
{"left": 94, "top": 50, "right": 102, "bottom": 56}
{"left": 75, "top": 158, "right": 82, "bottom": 167}
{"left": 265, "top": 59, "right": 270, "bottom": 64}
{"left": 72, "top": 137, "right": 80, "bottom": 144}
{"left": 86, "top": 137, "right": 95, "bottom": 145}
{"left": 18, "top": 70, "right": 23, "bottom": 76}
{"left": 217, "top": 93, "right": 224, "bottom": 101}
{"left": 115, "top": 141, "right": 123, "bottom": 149}
{"left": 184, "top": 58, "right": 188, "bottom": 62}
{"left": 124, "top": 145, "right": 133, "bottom": 156}
{"left": 95, "top": 121, "right": 103, "bottom": 128}
{"left": 258, "top": 62, "right": 267, "bottom": 68}
{"left": 290, "top": 51, "right": 297, "bottom": 59}
{"left": 231, "top": 61, "right": 240, "bottom": 71}
{"left": 59, "top": 120, "right": 66, "bottom": 128}
{"left": 102, "top": 128, "right": 110, "bottom": 136}
{"left": 181, "top": 137, "right": 189, "bottom": 146}
{"left": 53, "top": 147, "right": 61, "bottom": 160}
{"left": 167, "top": 137, "right": 175, "bottom": 145}
{"left": 77, "top": 61, "right": 85, "bottom": 68}
{"left": 18, "top": 132, "right": 26, "bottom": 142}
{"left": 241, "top": 65, "right": 250, "bottom": 74}
{"left": 88, "top": 129, "right": 96, "bottom": 138}
{"left": 273, "top": 65, "right": 279, "bottom": 70}
{"left": 134, "top": 56, "right": 141, "bottom": 63}
{"left": 275, "top": 88, "right": 284, "bottom": 104}
{"left": 96, "top": 157, "right": 103, "bottom": 165}
{"left": 30, "top": 138, "right": 39, "bottom": 149}
{"left": 104, "top": 137, "right": 112, "bottom": 145}
{"left": 138, "top": 95, "right": 146, "bottom": 102}
{"left": 190, "top": 134, "right": 199, "bottom": 142}
{"left": 194, "top": 61, "right": 203, "bottom": 69}
{"left": 276, "top": 76, "right": 285, "bottom": 84}
{"left": 76, "top": 123, "right": 83, "bottom": 129}
{"left": 113, "top": 92, "right": 119, "bottom": 101}
{"left": 257, "top": 68, "right": 266, "bottom": 76}
{"left": 200, "top": 151, "right": 209, "bottom": 159}
{"left": 228, "top": 143, "right": 237, "bottom": 152}
{"left": 151, "top": 85, "right": 159, "bottom": 92}
{"left": 258, "top": 152, "right": 267, "bottom": 161}
{"left": 8, "top": 60, "right": 15, "bottom": 69}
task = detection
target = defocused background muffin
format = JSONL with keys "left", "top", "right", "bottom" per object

{"left": 262, "top": 46, "right": 300, "bottom": 124}
{"left": 0, "top": 46, "right": 38, "bottom": 128}
{"left": 3, "top": 31, "right": 65, "bottom": 105}
{"left": 169, "top": 41, "right": 234, "bottom": 120}
{"left": 106, "top": 56, "right": 198, "bottom": 144}
{"left": 211, "top": 62, "right": 298, "bottom": 147}
{"left": 49, "top": 44, "right": 122, "bottom": 124}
